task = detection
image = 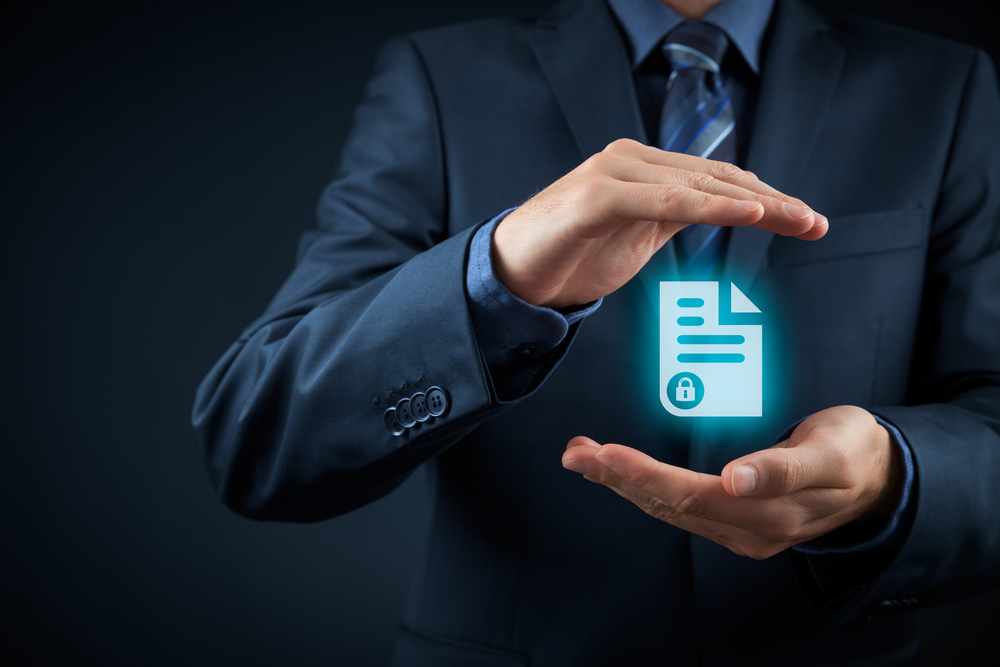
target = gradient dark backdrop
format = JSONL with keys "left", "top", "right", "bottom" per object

{"left": 2, "top": 1, "right": 997, "bottom": 664}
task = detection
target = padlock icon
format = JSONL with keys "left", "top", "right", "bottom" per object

{"left": 676, "top": 378, "right": 695, "bottom": 402}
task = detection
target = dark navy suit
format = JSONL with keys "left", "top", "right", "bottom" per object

{"left": 193, "top": 0, "right": 1000, "bottom": 664}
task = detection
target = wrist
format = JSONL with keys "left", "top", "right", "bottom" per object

{"left": 491, "top": 217, "right": 533, "bottom": 304}
{"left": 863, "top": 424, "right": 904, "bottom": 520}
{"left": 492, "top": 213, "right": 567, "bottom": 308}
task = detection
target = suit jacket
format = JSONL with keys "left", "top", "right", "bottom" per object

{"left": 192, "top": 0, "right": 1000, "bottom": 664}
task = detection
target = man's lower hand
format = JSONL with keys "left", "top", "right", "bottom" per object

{"left": 560, "top": 406, "right": 903, "bottom": 559}
{"left": 492, "top": 138, "right": 828, "bottom": 309}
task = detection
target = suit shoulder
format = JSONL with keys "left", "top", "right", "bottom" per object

{"left": 377, "top": 12, "right": 558, "bottom": 94}
{"left": 362, "top": 13, "right": 546, "bottom": 99}
{"left": 401, "top": 0, "right": 587, "bottom": 52}
{"left": 403, "top": 14, "right": 540, "bottom": 62}
{"left": 820, "top": 9, "right": 980, "bottom": 71}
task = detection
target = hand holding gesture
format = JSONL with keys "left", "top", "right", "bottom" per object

{"left": 561, "top": 406, "right": 903, "bottom": 559}
{"left": 493, "top": 139, "right": 828, "bottom": 309}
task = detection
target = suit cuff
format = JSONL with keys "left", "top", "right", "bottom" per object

{"left": 466, "top": 209, "right": 601, "bottom": 396}
{"left": 787, "top": 414, "right": 918, "bottom": 608}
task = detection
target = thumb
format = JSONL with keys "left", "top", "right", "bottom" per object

{"left": 721, "top": 446, "right": 839, "bottom": 498}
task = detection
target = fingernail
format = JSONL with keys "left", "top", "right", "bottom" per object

{"left": 595, "top": 451, "right": 617, "bottom": 471}
{"left": 563, "top": 459, "right": 590, "bottom": 475}
{"left": 733, "top": 466, "right": 758, "bottom": 496}
{"left": 735, "top": 200, "right": 761, "bottom": 211}
{"left": 783, "top": 202, "right": 813, "bottom": 219}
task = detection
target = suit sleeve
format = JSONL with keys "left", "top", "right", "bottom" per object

{"left": 794, "top": 48, "right": 1000, "bottom": 627}
{"left": 191, "top": 37, "right": 577, "bottom": 522}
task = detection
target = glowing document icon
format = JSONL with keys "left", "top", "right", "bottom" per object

{"left": 660, "top": 282, "right": 762, "bottom": 417}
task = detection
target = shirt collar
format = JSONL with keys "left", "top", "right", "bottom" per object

{"left": 606, "top": 0, "right": 774, "bottom": 74}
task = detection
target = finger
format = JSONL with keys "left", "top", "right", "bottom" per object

{"left": 582, "top": 444, "right": 778, "bottom": 527}
{"left": 600, "top": 474, "right": 785, "bottom": 558}
{"left": 563, "top": 441, "right": 846, "bottom": 553}
{"left": 608, "top": 181, "right": 818, "bottom": 237}
{"left": 605, "top": 139, "right": 812, "bottom": 207}
{"left": 604, "top": 161, "right": 823, "bottom": 236}
{"left": 721, "top": 441, "right": 853, "bottom": 499}
{"left": 566, "top": 443, "right": 795, "bottom": 558}
{"left": 794, "top": 213, "right": 828, "bottom": 240}
{"left": 599, "top": 141, "right": 826, "bottom": 240}
{"left": 561, "top": 436, "right": 602, "bottom": 475}
{"left": 604, "top": 154, "right": 786, "bottom": 203}
{"left": 605, "top": 139, "right": 752, "bottom": 179}
{"left": 580, "top": 444, "right": 741, "bottom": 526}
{"left": 687, "top": 165, "right": 828, "bottom": 240}
{"left": 565, "top": 436, "right": 601, "bottom": 452}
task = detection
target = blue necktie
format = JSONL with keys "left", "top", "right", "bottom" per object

{"left": 658, "top": 22, "right": 735, "bottom": 280}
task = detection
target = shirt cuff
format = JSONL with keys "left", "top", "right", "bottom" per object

{"left": 466, "top": 209, "right": 601, "bottom": 379}
{"left": 793, "top": 415, "right": 916, "bottom": 555}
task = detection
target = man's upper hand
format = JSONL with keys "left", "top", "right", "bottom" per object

{"left": 492, "top": 139, "right": 828, "bottom": 309}
{"left": 560, "top": 406, "right": 903, "bottom": 560}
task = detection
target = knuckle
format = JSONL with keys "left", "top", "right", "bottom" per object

{"left": 604, "top": 138, "right": 637, "bottom": 154}
{"left": 674, "top": 492, "right": 706, "bottom": 517}
{"left": 625, "top": 465, "right": 656, "bottom": 489}
{"left": 600, "top": 474, "right": 632, "bottom": 497}
{"left": 828, "top": 445, "right": 853, "bottom": 479}
{"left": 654, "top": 184, "right": 681, "bottom": 209}
{"left": 687, "top": 171, "right": 714, "bottom": 191}
{"left": 605, "top": 475, "right": 629, "bottom": 493}
{"left": 583, "top": 151, "right": 613, "bottom": 174}
{"left": 712, "top": 161, "right": 743, "bottom": 179}
{"left": 575, "top": 174, "right": 611, "bottom": 204}
{"left": 777, "top": 456, "right": 805, "bottom": 495}
{"left": 573, "top": 175, "right": 615, "bottom": 211}
{"left": 644, "top": 496, "right": 681, "bottom": 523}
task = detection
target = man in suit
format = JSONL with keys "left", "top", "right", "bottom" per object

{"left": 193, "top": 0, "right": 1000, "bottom": 664}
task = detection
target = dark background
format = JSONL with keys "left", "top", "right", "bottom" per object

{"left": 2, "top": 1, "right": 998, "bottom": 664}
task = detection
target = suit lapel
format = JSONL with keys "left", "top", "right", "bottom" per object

{"left": 725, "top": 0, "right": 846, "bottom": 289}
{"left": 527, "top": 0, "right": 646, "bottom": 158}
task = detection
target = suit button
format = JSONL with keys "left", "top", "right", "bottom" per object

{"left": 383, "top": 408, "right": 405, "bottom": 436}
{"left": 395, "top": 398, "right": 416, "bottom": 427}
{"left": 425, "top": 386, "right": 449, "bottom": 417}
{"left": 514, "top": 343, "right": 538, "bottom": 356}
{"left": 410, "top": 392, "right": 429, "bottom": 422}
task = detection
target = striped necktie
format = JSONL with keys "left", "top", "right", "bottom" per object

{"left": 659, "top": 22, "right": 735, "bottom": 280}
